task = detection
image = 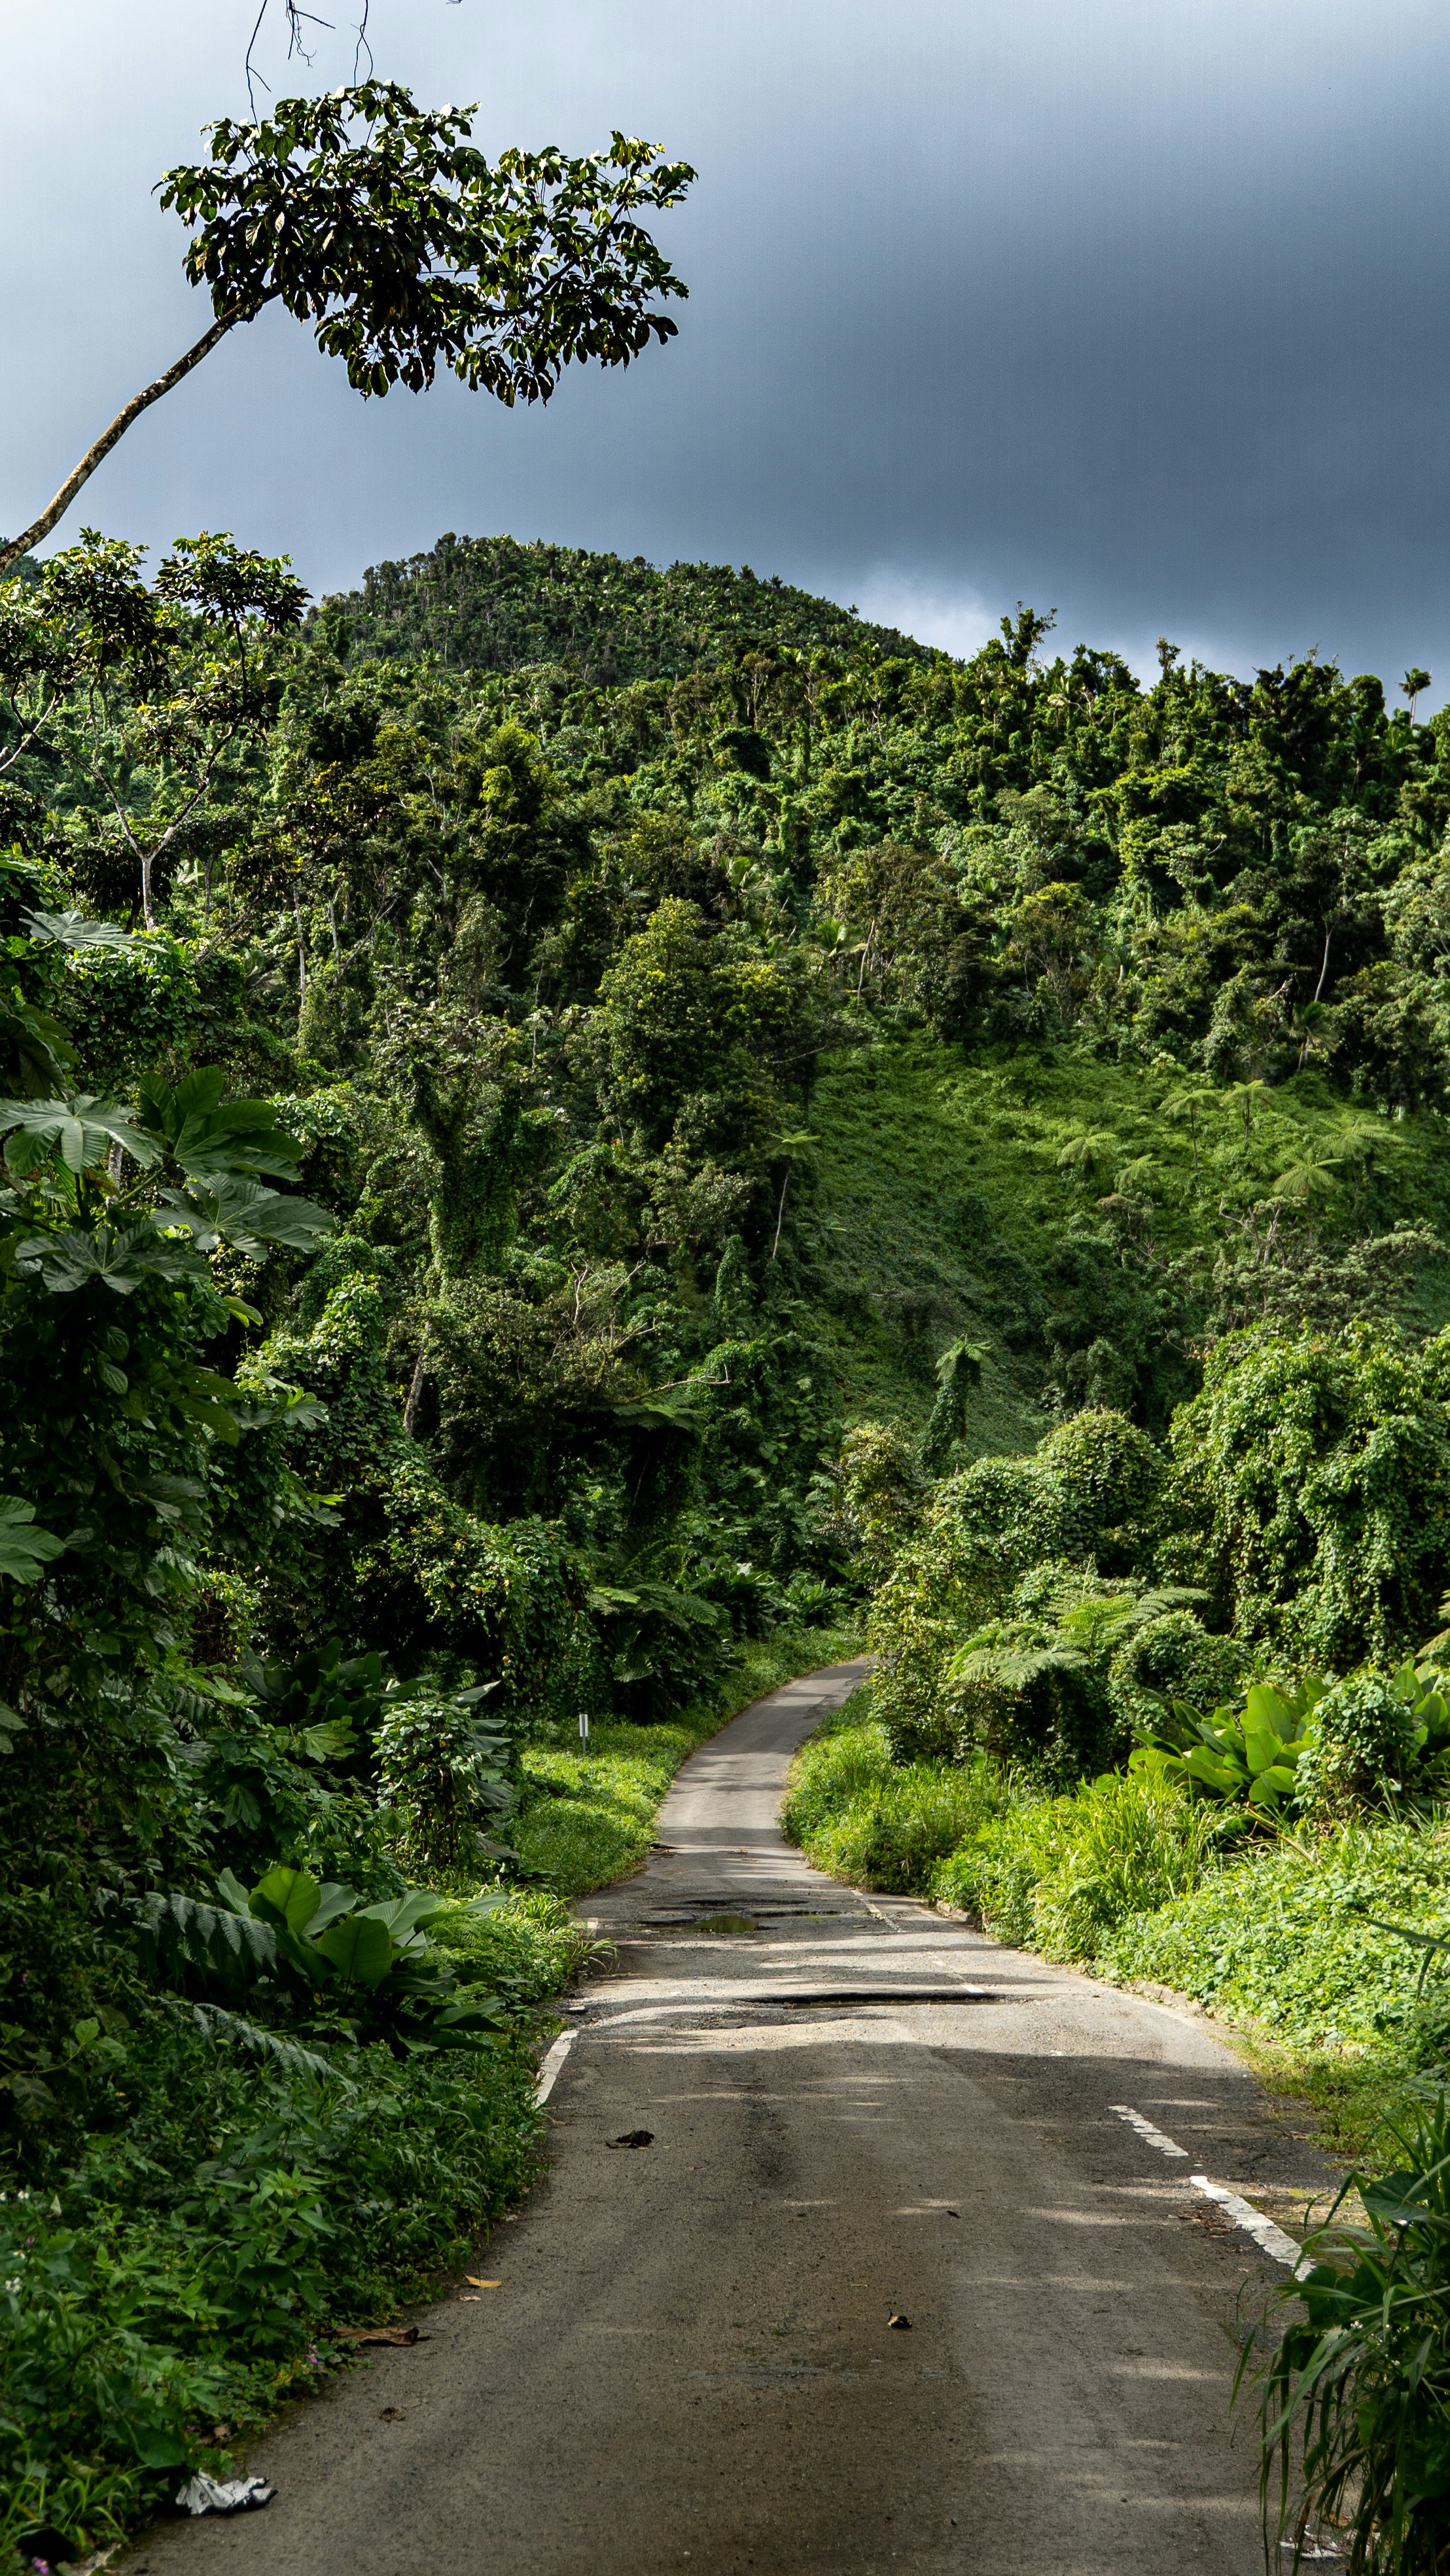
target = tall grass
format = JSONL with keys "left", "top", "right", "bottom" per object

{"left": 938, "top": 1768, "right": 1220, "bottom": 1959}
{"left": 783, "top": 1702, "right": 1013, "bottom": 1892}
{"left": 1248, "top": 2082, "right": 1450, "bottom": 2573}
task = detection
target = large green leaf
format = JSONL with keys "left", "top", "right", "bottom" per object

{"left": 1241, "top": 1720, "right": 1286, "bottom": 1781}
{"left": 301, "top": 1882, "right": 358, "bottom": 1938}
{"left": 1244, "top": 1683, "right": 1301, "bottom": 1745}
{"left": 187, "top": 1999, "right": 340, "bottom": 2086}
{"left": 152, "top": 1175, "right": 334, "bottom": 1258}
{"left": 0, "top": 1495, "right": 65, "bottom": 1584}
{"left": 138, "top": 1890, "right": 275, "bottom": 1982}
{"left": 0, "top": 1092, "right": 156, "bottom": 1175}
{"left": 359, "top": 1890, "right": 450, "bottom": 1946}
{"left": 135, "top": 1068, "right": 304, "bottom": 1183}
{"left": 1181, "top": 1744, "right": 1246, "bottom": 1793}
{"left": 251, "top": 1863, "right": 325, "bottom": 1936}
{"left": 20, "top": 907, "right": 147, "bottom": 954}
{"left": 311, "top": 1912, "right": 395, "bottom": 1988}
{"left": 11, "top": 1219, "right": 203, "bottom": 1294}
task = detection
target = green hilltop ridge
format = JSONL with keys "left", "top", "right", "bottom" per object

{"left": 319, "top": 529, "right": 931, "bottom": 681}
{"left": 8, "top": 525, "right": 1450, "bottom": 2564}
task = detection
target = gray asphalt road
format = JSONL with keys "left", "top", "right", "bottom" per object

{"left": 122, "top": 1659, "right": 1335, "bottom": 2576}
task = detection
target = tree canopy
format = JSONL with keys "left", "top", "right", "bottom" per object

{"left": 0, "top": 85, "right": 692, "bottom": 575}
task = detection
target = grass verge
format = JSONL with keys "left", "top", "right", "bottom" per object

{"left": 783, "top": 1688, "right": 1450, "bottom": 2165}
{"left": 514, "top": 1625, "right": 861, "bottom": 1895}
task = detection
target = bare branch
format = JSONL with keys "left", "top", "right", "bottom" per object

{"left": 0, "top": 688, "right": 63, "bottom": 778}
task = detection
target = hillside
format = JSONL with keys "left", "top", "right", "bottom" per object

{"left": 320, "top": 529, "right": 930, "bottom": 681}
{"left": 805, "top": 1033, "right": 1450, "bottom": 1446}
{"left": 7, "top": 525, "right": 1450, "bottom": 2562}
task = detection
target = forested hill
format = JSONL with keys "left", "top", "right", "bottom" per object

{"left": 10, "top": 523, "right": 1450, "bottom": 2541}
{"left": 320, "top": 530, "right": 929, "bottom": 681}
{"left": 15, "top": 499, "right": 1450, "bottom": 2572}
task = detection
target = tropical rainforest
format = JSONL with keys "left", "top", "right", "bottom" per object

{"left": 6, "top": 521, "right": 1450, "bottom": 2566}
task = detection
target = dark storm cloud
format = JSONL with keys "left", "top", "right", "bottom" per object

{"left": 3, "top": 0, "right": 1448, "bottom": 690}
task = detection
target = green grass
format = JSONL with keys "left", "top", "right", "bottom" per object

{"left": 937, "top": 1767, "right": 1222, "bottom": 1958}
{"left": 513, "top": 1624, "right": 861, "bottom": 1894}
{"left": 1103, "top": 1817, "right": 1450, "bottom": 2159}
{"left": 782, "top": 1679, "right": 1450, "bottom": 2163}
{"left": 781, "top": 1695, "right": 1009, "bottom": 1891}
{"left": 429, "top": 1886, "right": 597, "bottom": 1997}
{"left": 801, "top": 1031, "right": 1450, "bottom": 1436}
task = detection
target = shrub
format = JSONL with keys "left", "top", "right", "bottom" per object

{"left": 1106, "top": 1609, "right": 1252, "bottom": 1740}
{"left": 914, "top": 1562, "right": 1218, "bottom": 1786}
{"left": 1298, "top": 1670, "right": 1430, "bottom": 1820}
{"left": 1032, "top": 1408, "right": 1163, "bottom": 1571}
{"left": 1163, "top": 1322, "right": 1450, "bottom": 1665}
{"left": 815, "top": 1420, "right": 926, "bottom": 1583}
{"left": 868, "top": 1410, "right": 1165, "bottom": 1762}
{"left": 781, "top": 1709, "right": 1008, "bottom": 1893}
{"left": 374, "top": 1692, "right": 514, "bottom": 1878}
{"left": 1104, "top": 1817, "right": 1450, "bottom": 2051}
{"left": 0, "top": 2027, "right": 538, "bottom": 2569}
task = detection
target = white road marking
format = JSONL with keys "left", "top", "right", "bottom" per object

{"left": 1190, "top": 2174, "right": 1311, "bottom": 2276}
{"left": 1108, "top": 2102, "right": 1190, "bottom": 2158}
{"left": 1109, "top": 2104, "right": 1309, "bottom": 2274}
{"left": 534, "top": 2033, "right": 575, "bottom": 2104}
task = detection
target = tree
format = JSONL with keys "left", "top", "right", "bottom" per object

{"left": 1164, "top": 1323, "right": 1450, "bottom": 1663}
{"left": 1162, "top": 1081, "right": 1216, "bottom": 1176}
{"left": 3, "top": 530, "right": 307, "bottom": 929}
{"left": 0, "top": 83, "right": 693, "bottom": 574}
{"left": 1402, "top": 666, "right": 1432, "bottom": 722}
{"left": 922, "top": 1336, "right": 989, "bottom": 1471}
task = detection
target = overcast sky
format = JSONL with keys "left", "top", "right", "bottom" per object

{"left": 3, "top": 0, "right": 1449, "bottom": 694}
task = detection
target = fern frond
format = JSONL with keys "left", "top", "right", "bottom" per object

{"left": 186, "top": 2001, "right": 345, "bottom": 2087}
{"left": 137, "top": 1889, "right": 275, "bottom": 1984}
{"left": 951, "top": 1641, "right": 1088, "bottom": 1691}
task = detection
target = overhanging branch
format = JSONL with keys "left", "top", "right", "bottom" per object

{"left": 0, "top": 309, "right": 244, "bottom": 579}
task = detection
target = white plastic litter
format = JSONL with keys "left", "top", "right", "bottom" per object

{"left": 175, "top": 2473, "right": 275, "bottom": 2516}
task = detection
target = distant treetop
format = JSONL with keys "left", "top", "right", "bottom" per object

{"left": 318, "top": 531, "right": 936, "bottom": 683}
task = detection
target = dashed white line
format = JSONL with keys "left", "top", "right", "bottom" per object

{"left": 1190, "top": 2173, "right": 1311, "bottom": 2275}
{"left": 1108, "top": 2102, "right": 1190, "bottom": 2159}
{"left": 1108, "top": 2103, "right": 1308, "bottom": 2274}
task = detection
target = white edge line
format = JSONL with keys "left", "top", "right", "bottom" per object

{"left": 533, "top": 2031, "right": 575, "bottom": 2105}
{"left": 1110, "top": 2104, "right": 1309, "bottom": 2275}
{"left": 1190, "top": 2174, "right": 1311, "bottom": 2276}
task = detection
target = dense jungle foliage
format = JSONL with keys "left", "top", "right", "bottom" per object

{"left": 328, "top": 530, "right": 927, "bottom": 681}
{"left": 10, "top": 525, "right": 1450, "bottom": 2564}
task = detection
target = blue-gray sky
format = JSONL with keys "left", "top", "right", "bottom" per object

{"left": 3, "top": 0, "right": 1449, "bottom": 694}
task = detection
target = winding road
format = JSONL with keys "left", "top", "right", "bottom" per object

{"left": 123, "top": 1658, "right": 1337, "bottom": 2575}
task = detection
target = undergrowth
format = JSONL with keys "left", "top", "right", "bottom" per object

{"left": 780, "top": 1689, "right": 1008, "bottom": 1891}
{"left": 0, "top": 1888, "right": 586, "bottom": 2570}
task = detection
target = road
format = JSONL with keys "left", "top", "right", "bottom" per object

{"left": 122, "top": 1657, "right": 1336, "bottom": 2576}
